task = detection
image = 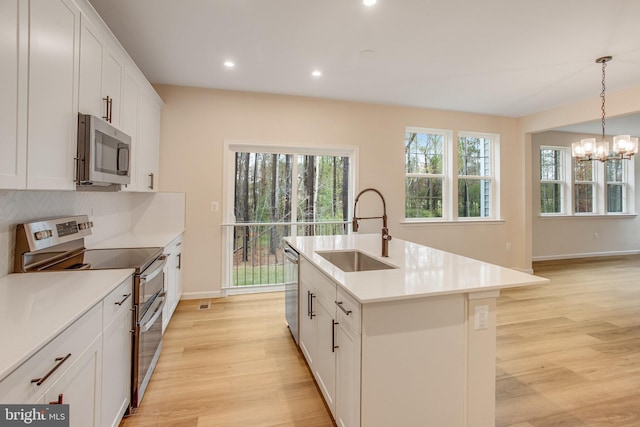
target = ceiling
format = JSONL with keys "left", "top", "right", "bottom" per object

{"left": 89, "top": 0, "right": 640, "bottom": 124}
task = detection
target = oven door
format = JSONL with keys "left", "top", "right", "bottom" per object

{"left": 138, "top": 255, "right": 166, "bottom": 312}
{"left": 137, "top": 292, "right": 164, "bottom": 406}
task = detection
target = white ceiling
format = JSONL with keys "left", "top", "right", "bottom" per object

{"left": 89, "top": 0, "right": 640, "bottom": 123}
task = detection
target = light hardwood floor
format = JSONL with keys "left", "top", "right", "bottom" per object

{"left": 122, "top": 256, "right": 640, "bottom": 427}
{"left": 496, "top": 255, "right": 640, "bottom": 426}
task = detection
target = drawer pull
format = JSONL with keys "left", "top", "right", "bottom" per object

{"left": 31, "top": 353, "right": 71, "bottom": 386}
{"left": 115, "top": 293, "right": 132, "bottom": 306}
{"left": 49, "top": 394, "right": 64, "bottom": 404}
{"left": 335, "top": 300, "right": 352, "bottom": 315}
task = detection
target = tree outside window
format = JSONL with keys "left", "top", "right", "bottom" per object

{"left": 458, "top": 136, "right": 491, "bottom": 218}
{"left": 573, "top": 160, "right": 594, "bottom": 213}
{"left": 405, "top": 129, "right": 445, "bottom": 218}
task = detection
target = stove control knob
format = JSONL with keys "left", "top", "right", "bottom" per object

{"left": 34, "top": 230, "right": 52, "bottom": 240}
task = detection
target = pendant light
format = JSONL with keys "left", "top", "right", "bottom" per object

{"left": 571, "top": 56, "right": 638, "bottom": 162}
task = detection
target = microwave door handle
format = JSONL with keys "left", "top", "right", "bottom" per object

{"left": 117, "top": 143, "right": 129, "bottom": 174}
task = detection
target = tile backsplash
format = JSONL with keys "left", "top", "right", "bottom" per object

{"left": 0, "top": 190, "right": 155, "bottom": 277}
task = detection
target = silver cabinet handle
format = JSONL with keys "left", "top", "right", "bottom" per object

{"left": 148, "top": 173, "right": 154, "bottom": 190}
{"left": 335, "top": 300, "right": 352, "bottom": 315}
{"left": 31, "top": 353, "right": 71, "bottom": 386}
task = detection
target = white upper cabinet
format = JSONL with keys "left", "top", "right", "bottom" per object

{"left": 78, "top": 16, "right": 124, "bottom": 127}
{"left": 27, "top": 0, "right": 80, "bottom": 190}
{"left": 136, "top": 88, "right": 161, "bottom": 192}
{"left": 1, "top": 0, "right": 161, "bottom": 192}
{"left": 0, "top": 0, "right": 27, "bottom": 189}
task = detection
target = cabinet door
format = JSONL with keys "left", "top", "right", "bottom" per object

{"left": 44, "top": 337, "right": 102, "bottom": 427}
{"left": 120, "top": 68, "right": 139, "bottom": 191}
{"left": 0, "top": 0, "right": 26, "bottom": 189}
{"left": 27, "top": 0, "right": 79, "bottom": 190}
{"left": 78, "top": 17, "right": 104, "bottom": 118}
{"left": 336, "top": 319, "right": 361, "bottom": 427}
{"left": 101, "top": 304, "right": 131, "bottom": 427}
{"left": 137, "top": 89, "right": 161, "bottom": 192}
{"left": 298, "top": 279, "right": 316, "bottom": 366}
{"left": 102, "top": 50, "right": 123, "bottom": 126}
{"left": 314, "top": 296, "right": 337, "bottom": 416}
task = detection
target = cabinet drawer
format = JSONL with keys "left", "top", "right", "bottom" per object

{"left": 335, "top": 288, "right": 361, "bottom": 333}
{"left": 164, "top": 235, "right": 183, "bottom": 256}
{"left": 103, "top": 277, "right": 133, "bottom": 328}
{"left": 300, "top": 259, "right": 336, "bottom": 307}
{"left": 0, "top": 303, "right": 102, "bottom": 403}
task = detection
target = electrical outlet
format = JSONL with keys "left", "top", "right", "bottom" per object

{"left": 211, "top": 202, "right": 219, "bottom": 212}
{"left": 474, "top": 305, "right": 489, "bottom": 330}
{"left": 506, "top": 242, "right": 512, "bottom": 252}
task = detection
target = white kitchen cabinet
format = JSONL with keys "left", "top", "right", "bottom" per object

{"left": 120, "top": 68, "right": 140, "bottom": 192}
{"left": 27, "top": 0, "right": 80, "bottom": 190}
{"left": 44, "top": 335, "right": 102, "bottom": 427}
{"left": 0, "top": 0, "right": 27, "bottom": 189}
{"left": 78, "top": 16, "right": 124, "bottom": 127}
{"left": 163, "top": 234, "right": 184, "bottom": 333}
{"left": 335, "top": 289, "right": 361, "bottom": 427}
{"left": 298, "top": 257, "right": 360, "bottom": 426}
{"left": 0, "top": 302, "right": 103, "bottom": 427}
{"left": 136, "top": 88, "right": 162, "bottom": 192}
{"left": 101, "top": 279, "right": 132, "bottom": 427}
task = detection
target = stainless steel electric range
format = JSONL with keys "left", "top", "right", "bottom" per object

{"left": 14, "top": 215, "right": 166, "bottom": 411}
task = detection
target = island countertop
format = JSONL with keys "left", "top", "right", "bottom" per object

{"left": 285, "top": 234, "right": 548, "bottom": 303}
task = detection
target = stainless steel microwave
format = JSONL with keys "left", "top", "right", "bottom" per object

{"left": 76, "top": 113, "right": 131, "bottom": 189}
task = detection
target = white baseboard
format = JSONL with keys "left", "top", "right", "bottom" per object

{"left": 180, "top": 290, "right": 223, "bottom": 300}
{"left": 222, "top": 284, "right": 285, "bottom": 296}
{"left": 511, "top": 266, "right": 534, "bottom": 274}
{"left": 533, "top": 249, "right": 640, "bottom": 262}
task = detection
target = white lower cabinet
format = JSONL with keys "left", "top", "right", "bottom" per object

{"left": 101, "top": 279, "right": 133, "bottom": 427}
{"left": 299, "top": 258, "right": 361, "bottom": 427}
{"left": 44, "top": 336, "right": 102, "bottom": 426}
{"left": 0, "top": 276, "right": 134, "bottom": 427}
{"left": 162, "top": 234, "right": 184, "bottom": 333}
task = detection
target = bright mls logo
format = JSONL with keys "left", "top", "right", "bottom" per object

{"left": 0, "top": 405, "right": 69, "bottom": 427}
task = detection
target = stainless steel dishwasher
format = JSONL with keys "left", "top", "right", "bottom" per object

{"left": 284, "top": 243, "right": 299, "bottom": 345}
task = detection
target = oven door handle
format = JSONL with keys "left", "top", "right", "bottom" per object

{"left": 140, "top": 293, "right": 165, "bottom": 333}
{"left": 140, "top": 256, "right": 167, "bottom": 284}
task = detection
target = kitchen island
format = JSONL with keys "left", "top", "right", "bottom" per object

{"left": 286, "top": 234, "right": 548, "bottom": 427}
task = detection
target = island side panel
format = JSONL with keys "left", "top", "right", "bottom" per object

{"left": 467, "top": 291, "right": 499, "bottom": 427}
{"left": 360, "top": 294, "right": 466, "bottom": 427}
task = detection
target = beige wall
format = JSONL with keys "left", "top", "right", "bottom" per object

{"left": 155, "top": 85, "right": 527, "bottom": 298}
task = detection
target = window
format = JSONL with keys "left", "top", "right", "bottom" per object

{"left": 223, "top": 142, "right": 356, "bottom": 293}
{"left": 540, "top": 147, "right": 564, "bottom": 214}
{"left": 574, "top": 160, "right": 595, "bottom": 213}
{"left": 458, "top": 134, "right": 492, "bottom": 218}
{"left": 404, "top": 127, "right": 499, "bottom": 221}
{"left": 606, "top": 159, "right": 625, "bottom": 213}
{"left": 405, "top": 129, "right": 447, "bottom": 218}
{"left": 539, "top": 146, "right": 634, "bottom": 216}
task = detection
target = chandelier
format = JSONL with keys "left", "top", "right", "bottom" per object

{"left": 571, "top": 56, "right": 638, "bottom": 162}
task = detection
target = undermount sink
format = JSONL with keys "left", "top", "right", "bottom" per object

{"left": 316, "top": 250, "right": 397, "bottom": 273}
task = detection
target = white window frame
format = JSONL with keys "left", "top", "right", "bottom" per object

{"left": 540, "top": 146, "right": 569, "bottom": 215}
{"left": 456, "top": 131, "right": 500, "bottom": 220}
{"left": 221, "top": 140, "right": 359, "bottom": 294}
{"left": 404, "top": 127, "right": 500, "bottom": 222}
{"left": 539, "top": 145, "right": 635, "bottom": 217}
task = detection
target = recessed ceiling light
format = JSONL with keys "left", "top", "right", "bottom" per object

{"left": 363, "top": 0, "right": 377, "bottom": 6}
{"left": 312, "top": 70, "right": 322, "bottom": 77}
{"left": 224, "top": 60, "right": 235, "bottom": 68}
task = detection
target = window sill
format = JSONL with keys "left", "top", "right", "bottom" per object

{"left": 400, "top": 218, "right": 506, "bottom": 226}
{"left": 538, "top": 213, "right": 638, "bottom": 219}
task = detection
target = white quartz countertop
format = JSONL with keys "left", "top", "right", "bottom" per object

{"left": 0, "top": 269, "right": 134, "bottom": 381}
{"left": 89, "top": 230, "right": 183, "bottom": 249}
{"left": 285, "top": 234, "right": 549, "bottom": 303}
